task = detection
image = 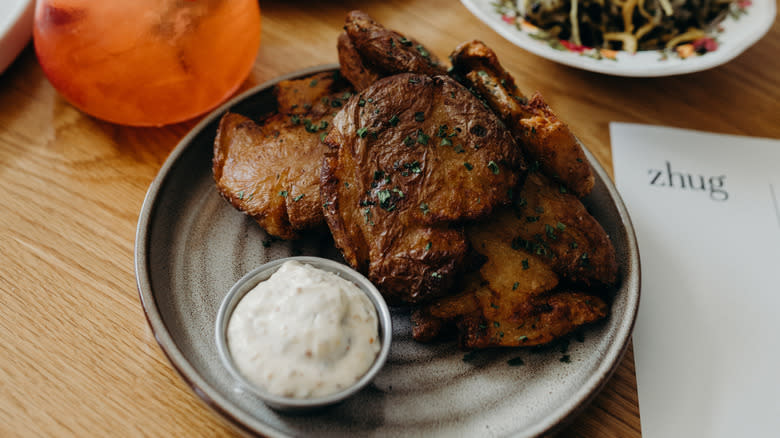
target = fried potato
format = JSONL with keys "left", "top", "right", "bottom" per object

{"left": 321, "top": 73, "right": 524, "bottom": 303}
{"left": 338, "top": 10, "right": 446, "bottom": 91}
{"left": 512, "top": 172, "right": 618, "bottom": 285}
{"left": 213, "top": 71, "right": 352, "bottom": 239}
{"left": 450, "top": 40, "right": 594, "bottom": 197}
{"left": 458, "top": 289, "right": 608, "bottom": 349}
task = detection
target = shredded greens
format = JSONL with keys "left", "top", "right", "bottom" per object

{"left": 496, "top": 0, "right": 734, "bottom": 52}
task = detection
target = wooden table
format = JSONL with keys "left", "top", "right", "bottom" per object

{"left": 1, "top": 1, "right": 777, "bottom": 436}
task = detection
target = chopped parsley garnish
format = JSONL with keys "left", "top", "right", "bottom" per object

{"left": 424, "top": 242, "right": 432, "bottom": 251}
{"left": 416, "top": 45, "right": 430, "bottom": 58}
{"left": 559, "top": 185, "right": 568, "bottom": 194}
{"left": 279, "top": 190, "right": 288, "bottom": 198}
{"left": 556, "top": 222, "right": 566, "bottom": 231}
{"left": 464, "top": 162, "right": 473, "bottom": 170}
{"left": 377, "top": 189, "right": 393, "bottom": 210}
{"left": 440, "top": 138, "right": 452, "bottom": 146}
{"left": 507, "top": 357, "right": 525, "bottom": 366}
{"left": 237, "top": 190, "right": 244, "bottom": 200}
{"left": 417, "top": 132, "right": 430, "bottom": 145}
{"left": 404, "top": 161, "right": 422, "bottom": 174}
{"left": 569, "top": 241, "right": 579, "bottom": 249}
{"left": 374, "top": 170, "right": 384, "bottom": 180}
{"left": 404, "top": 136, "right": 414, "bottom": 147}
{"left": 431, "top": 271, "right": 442, "bottom": 279}
{"left": 357, "top": 127, "right": 369, "bottom": 138}
{"left": 462, "top": 351, "right": 480, "bottom": 363}
{"left": 493, "top": 321, "right": 500, "bottom": 328}
{"left": 358, "top": 98, "right": 366, "bottom": 107}
{"left": 517, "top": 335, "right": 528, "bottom": 342}
{"left": 414, "top": 111, "right": 425, "bottom": 122}
{"left": 420, "top": 202, "right": 430, "bottom": 215}
{"left": 487, "top": 160, "right": 499, "bottom": 174}
{"left": 522, "top": 259, "right": 529, "bottom": 270}
{"left": 392, "top": 187, "right": 404, "bottom": 197}
{"left": 399, "top": 37, "right": 412, "bottom": 46}
{"left": 474, "top": 144, "right": 481, "bottom": 150}
{"left": 291, "top": 115, "right": 300, "bottom": 125}
{"left": 437, "top": 125, "right": 448, "bottom": 137}
{"left": 293, "top": 194, "right": 305, "bottom": 202}
{"left": 512, "top": 282, "right": 519, "bottom": 290}
{"left": 545, "top": 224, "right": 558, "bottom": 240}
{"left": 526, "top": 216, "right": 539, "bottom": 223}
{"left": 303, "top": 118, "right": 318, "bottom": 133}
{"left": 309, "top": 79, "right": 319, "bottom": 87}
{"left": 454, "top": 144, "right": 465, "bottom": 153}
{"left": 408, "top": 77, "right": 421, "bottom": 84}
{"left": 389, "top": 114, "right": 400, "bottom": 126}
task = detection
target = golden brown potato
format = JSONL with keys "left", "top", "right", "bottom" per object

{"left": 213, "top": 71, "right": 352, "bottom": 239}
{"left": 450, "top": 40, "right": 594, "bottom": 197}
{"left": 467, "top": 208, "right": 560, "bottom": 299}
{"left": 512, "top": 172, "right": 618, "bottom": 285}
{"left": 458, "top": 289, "right": 608, "bottom": 349}
{"left": 321, "top": 73, "right": 525, "bottom": 303}
{"left": 338, "top": 10, "right": 446, "bottom": 91}
{"left": 337, "top": 32, "right": 381, "bottom": 92}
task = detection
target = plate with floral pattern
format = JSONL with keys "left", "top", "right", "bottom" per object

{"left": 460, "top": 0, "right": 775, "bottom": 76}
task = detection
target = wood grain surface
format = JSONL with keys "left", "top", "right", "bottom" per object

{"left": 1, "top": 1, "right": 778, "bottom": 436}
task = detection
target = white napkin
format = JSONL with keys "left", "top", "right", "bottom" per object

{"left": 610, "top": 123, "right": 780, "bottom": 437}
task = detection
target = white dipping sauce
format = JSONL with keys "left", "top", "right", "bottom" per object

{"left": 227, "top": 260, "right": 380, "bottom": 399}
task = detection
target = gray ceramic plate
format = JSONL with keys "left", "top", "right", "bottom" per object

{"left": 135, "top": 64, "right": 640, "bottom": 438}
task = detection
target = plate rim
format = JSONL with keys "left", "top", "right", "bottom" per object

{"left": 134, "top": 64, "right": 641, "bottom": 437}
{"left": 459, "top": 0, "right": 776, "bottom": 77}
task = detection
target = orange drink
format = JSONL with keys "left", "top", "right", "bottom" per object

{"left": 34, "top": 0, "right": 261, "bottom": 126}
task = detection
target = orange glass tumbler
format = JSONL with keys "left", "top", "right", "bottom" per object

{"left": 33, "top": 0, "right": 261, "bottom": 126}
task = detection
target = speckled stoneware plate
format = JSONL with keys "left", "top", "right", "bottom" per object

{"left": 135, "top": 64, "right": 640, "bottom": 437}
{"left": 460, "top": 0, "right": 775, "bottom": 77}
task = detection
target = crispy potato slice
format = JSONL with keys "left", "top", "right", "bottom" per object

{"left": 338, "top": 10, "right": 446, "bottom": 90}
{"left": 450, "top": 40, "right": 594, "bottom": 197}
{"left": 321, "top": 73, "right": 524, "bottom": 303}
{"left": 459, "top": 289, "right": 608, "bottom": 349}
{"left": 213, "top": 72, "right": 352, "bottom": 239}
{"left": 511, "top": 172, "right": 618, "bottom": 285}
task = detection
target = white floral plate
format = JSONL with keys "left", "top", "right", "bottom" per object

{"left": 460, "top": 0, "right": 775, "bottom": 77}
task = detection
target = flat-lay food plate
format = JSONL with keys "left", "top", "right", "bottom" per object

{"left": 135, "top": 65, "right": 640, "bottom": 437}
{"left": 460, "top": 0, "right": 776, "bottom": 77}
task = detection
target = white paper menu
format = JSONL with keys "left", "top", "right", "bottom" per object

{"left": 610, "top": 123, "right": 780, "bottom": 437}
